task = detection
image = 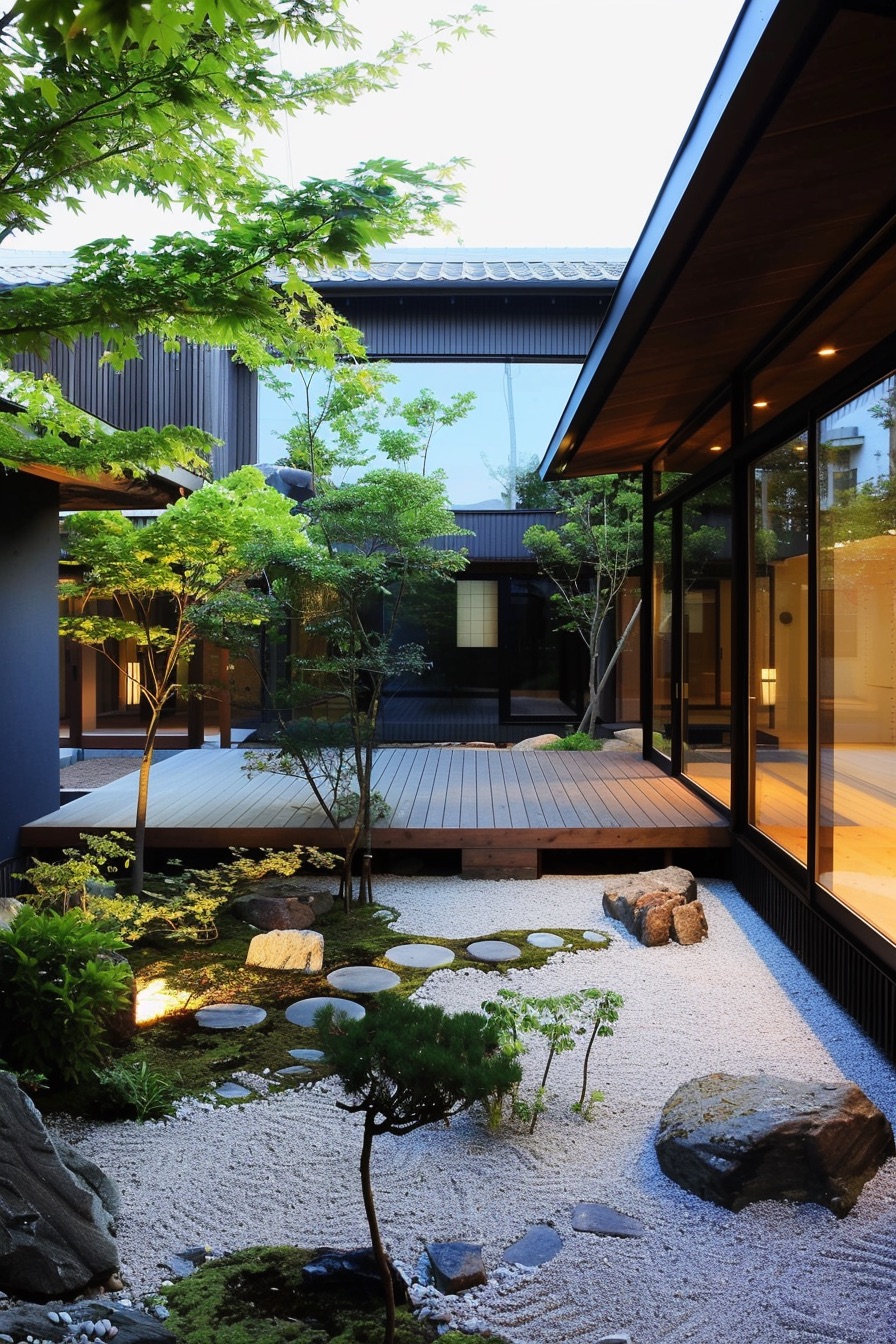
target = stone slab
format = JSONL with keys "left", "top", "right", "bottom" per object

{"left": 214, "top": 1082, "right": 252, "bottom": 1100}
{"left": 0, "top": 1301, "right": 175, "bottom": 1344}
{"left": 276, "top": 1065, "right": 312, "bottom": 1077}
{"left": 571, "top": 1203, "right": 645, "bottom": 1238}
{"left": 326, "top": 966, "right": 401, "bottom": 993}
{"left": 426, "top": 1241, "right": 487, "bottom": 1295}
{"left": 502, "top": 1224, "right": 563, "bottom": 1266}
{"left": 527, "top": 932, "right": 565, "bottom": 948}
{"left": 289, "top": 1048, "right": 325, "bottom": 1062}
{"left": 466, "top": 939, "right": 522, "bottom": 963}
{"left": 245, "top": 928, "right": 324, "bottom": 972}
{"left": 583, "top": 931, "right": 605, "bottom": 942}
{"left": 385, "top": 943, "right": 456, "bottom": 969}
{"left": 195, "top": 1004, "right": 267, "bottom": 1029}
{"left": 285, "top": 997, "right": 366, "bottom": 1027}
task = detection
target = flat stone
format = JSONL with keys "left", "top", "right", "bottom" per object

{"left": 502, "top": 1224, "right": 563, "bottom": 1266}
{"left": 426, "top": 1242, "right": 487, "bottom": 1295}
{"left": 163, "top": 1246, "right": 224, "bottom": 1279}
{"left": 0, "top": 1301, "right": 175, "bottom": 1344}
{"left": 326, "top": 966, "right": 401, "bottom": 993}
{"left": 571, "top": 1203, "right": 645, "bottom": 1238}
{"left": 275, "top": 1065, "right": 312, "bottom": 1077}
{"left": 194, "top": 1004, "right": 267, "bottom": 1029}
{"left": 288, "top": 1048, "right": 325, "bottom": 1062}
{"left": 526, "top": 932, "right": 565, "bottom": 948}
{"left": 214, "top": 1082, "right": 252, "bottom": 1100}
{"left": 583, "top": 931, "right": 605, "bottom": 942}
{"left": 466, "top": 939, "right": 522, "bottom": 963}
{"left": 385, "top": 943, "right": 456, "bottom": 969}
{"left": 245, "top": 928, "right": 324, "bottom": 972}
{"left": 285, "top": 997, "right": 366, "bottom": 1027}
{"left": 655, "top": 1072, "right": 895, "bottom": 1215}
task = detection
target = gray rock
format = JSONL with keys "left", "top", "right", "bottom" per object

{"left": 571, "top": 1203, "right": 645, "bottom": 1237}
{"left": 230, "top": 894, "right": 315, "bottom": 931}
{"left": 426, "top": 1242, "right": 487, "bottom": 1295}
{"left": 0, "top": 899, "right": 22, "bottom": 930}
{"left": 613, "top": 728, "right": 643, "bottom": 746}
{"left": 0, "top": 1073, "right": 120, "bottom": 1300}
{"left": 194, "top": 1004, "right": 266, "bottom": 1029}
{"left": 214, "top": 1082, "right": 251, "bottom": 1100}
{"left": 162, "top": 1245, "right": 223, "bottom": 1279}
{"left": 326, "top": 966, "right": 400, "bottom": 994}
{"left": 502, "top": 1225, "right": 563, "bottom": 1266}
{"left": 245, "top": 929, "right": 324, "bottom": 973}
{"left": 0, "top": 1302, "right": 174, "bottom": 1344}
{"left": 602, "top": 866, "right": 698, "bottom": 945}
{"left": 510, "top": 734, "right": 561, "bottom": 751}
{"left": 288, "top": 1049, "right": 325, "bottom": 1063}
{"left": 284, "top": 997, "right": 365, "bottom": 1027}
{"left": 655, "top": 1072, "right": 895, "bottom": 1215}
{"left": 384, "top": 944, "right": 455, "bottom": 969}
{"left": 526, "top": 933, "right": 565, "bottom": 949}
{"left": 466, "top": 940, "right": 521, "bottom": 963}
{"left": 303, "top": 1248, "right": 407, "bottom": 1303}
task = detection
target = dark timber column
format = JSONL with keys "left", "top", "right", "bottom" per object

{"left": 0, "top": 474, "right": 61, "bottom": 860}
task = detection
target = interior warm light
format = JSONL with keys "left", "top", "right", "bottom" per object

{"left": 793, "top": 443, "right": 807, "bottom": 453}
{"left": 818, "top": 346, "right": 837, "bottom": 357}
{"left": 136, "top": 977, "right": 191, "bottom": 1024}
{"left": 125, "top": 661, "right": 141, "bottom": 707}
{"left": 760, "top": 667, "right": 777, "bottom": 707}
{"left": 753, "top": 400, "right": 768, "bottom": 409}
{"left": 709, "top": 444, "right": 723, "bottom": 453}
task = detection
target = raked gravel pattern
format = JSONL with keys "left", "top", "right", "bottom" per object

{"left": 51, "top": 875, "right": 896, "bottom": 1344}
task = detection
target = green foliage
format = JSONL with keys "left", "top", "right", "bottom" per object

{"left": 164, "top": 1244, "right": 505, "bottom": 1344}
{"left": 0, "top": 908, "right": 131, "bottom": 1086}
{"left": 481, "top": 986, "right": 623, "bottom": 1132}
{"left": 540, "top": 732, "right": 604, "bottom": 751}
{"left": 93, "top": 1057, "right": 179, "bottom": 1121}
{"left": 17, "top": 830, "right": 133, "bottom": 912}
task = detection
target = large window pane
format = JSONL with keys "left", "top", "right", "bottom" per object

{"left": 818, "top": 376, "right": 896, "bottom": 940}
{"left": 652, "top": 515, "right": 673, "bottom": 757}
{"left": 682, "top": 479, "right": 733, "bottom": 806}
{"left": 750, "top": 437, "right": 810, "bottom": 862}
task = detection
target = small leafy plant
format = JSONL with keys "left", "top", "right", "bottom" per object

{"left": 539, "top": 732, "right": 604, "bottom": 751}
{"left": 0, "top": 908, "right": 132, "bottom": 1086}
{"left": 93, "top": 1057, "right": 179, "bottom": 1121}
{"left": 17, "top": 831, "right": 133, "bottom": 912}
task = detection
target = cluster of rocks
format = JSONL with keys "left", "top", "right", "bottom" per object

{"left": 602, "top": 865, "right": 708, "bottom": 946}
{"left": 232, "top": 879, "right": 338, "bottom": 972}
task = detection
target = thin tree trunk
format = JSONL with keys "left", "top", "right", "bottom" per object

{"left": 577, "top": 599, "right": 642, "bottom": 736}
{"left": 359, "top": 1114, "right": 396, "bottom": 1344}
{"left": 131, "top": 706, "right": 162, "bottom": 894}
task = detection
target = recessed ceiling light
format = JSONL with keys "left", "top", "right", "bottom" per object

{"left": 818, "top": 346, "right": 837, "bottom": 357}
{"left": 753, "top": 400, "right": 768, "bottom": 409}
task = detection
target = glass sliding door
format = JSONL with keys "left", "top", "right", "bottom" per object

{"left": 750, "top": 437, "right": 810, "bottom": 863}
{"left": 652, "top": 513, "right": 673, "bottom": 757}
{"left": 682, "top": 479, "right": 733, "bottom": 806}
{"left": 817, "top": 376, "right": 896, "bottom": 940}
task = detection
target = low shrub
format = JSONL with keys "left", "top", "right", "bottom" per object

{"left": 539, "top": 732, "right": 603, "bottom": 751}
{"left": 0, "top": 908, "right": 132, "bottom": 1086}
{"left": 93, "top": 1057, "right": 179, "bottom": 1121}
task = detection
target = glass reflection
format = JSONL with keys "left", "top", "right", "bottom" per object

{"left": 652, "top": 514, "right": 673, "bottom": 757}
{"left": 818, "top": 375, "right": 896, "bottom": 940}
{"left": 750, "top": 436, "right": 810, "bottom": 862}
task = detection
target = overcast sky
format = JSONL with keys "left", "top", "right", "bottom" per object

{"left": 25, "top": 0, "right": 746, "bottom": 253}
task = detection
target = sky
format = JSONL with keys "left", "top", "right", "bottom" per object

{"left": 20, "top": 0, "right": 747, "bottom": 504}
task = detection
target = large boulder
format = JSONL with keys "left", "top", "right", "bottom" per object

{"left": 602, "top": 866, "right": 704, "bottom": 946}
{"left": 0, "top": 1073, "right": 120, "bottom": 1299}
{"left": 245, "top": 929, "right": 324, "bottom": 973}
{"left": 655, "top": 1072, "right": 895, "bottom": 1216}
{"left": 511, "top": 734, "right": 561, "bottom": 751}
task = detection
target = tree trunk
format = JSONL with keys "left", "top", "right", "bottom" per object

{"left": 576, "top": 600, "right": 642, "bottom": 738}
{"left": 131, "top": 706, "right": 163, "bottom": 894}
{"left": 359, "top": 1113, "right": 395, "bottom": 1344}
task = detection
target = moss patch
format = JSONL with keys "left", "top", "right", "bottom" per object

{"left": 164, "top": 1246, "right": 507, "bottom": 1344}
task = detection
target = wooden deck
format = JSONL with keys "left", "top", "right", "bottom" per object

{"left": 24, "top": 747, "right": 729, "bottom": 877}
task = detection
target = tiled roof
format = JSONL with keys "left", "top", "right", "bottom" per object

{"left": 0, "top": 246, "right": 628, "bottom": 290}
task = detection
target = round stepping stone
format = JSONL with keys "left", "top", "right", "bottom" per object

{"left": 214, "top": 1081, "right": 252, "bottom": 1100}
{"left": 327, "top": 966, "right": 401, "bottom": 993}
{"left": 526, "top": 932, "right": 565, "bottom": 949}
{"left": 583, "top": 931, "right": 604, "bottom": 942}
{"left": 385, "top": 943, "right": 455, "bottom": 969}
{"left": 195, "top": 1004, "right": 267, "bottom": 1030}
{"left": 276, "top": 1064, "right": 313, "bottom": 1077}
{"left": 288, "top": 1048, "right": 325, "bottom": 1063}
{"left": 466, "top": 939, "right": 521, "bottom": 963}
{"left": 285, "top": 996, "right": 366, "bottom": 1028}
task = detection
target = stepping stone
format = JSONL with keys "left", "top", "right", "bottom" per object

{"left": 195, "top": 1004, "right": 267, "bottom": 1029}
{"left": 466, "top": 939, "right": 521, "bottom": 963}
{"left": 385, "top": 943, "right": 455, "bottom": 969}
{"left": 583, "top": 931, "right": 605, "bottom": 942}
{"left": 571, "top": 1203, "right": 645, "bottom": 1238}
{"left": 285, "top": 996, "right": 366, "bottom": 1027}
{"left": 214, "top": 1081, "right": 252, "bottom": 1100}
{"left": 289, "top": 1048, "right": 325, "bottom": 1063}
{"left": 276, "top": 1065, "right": 312, "bottom": 1077}
{"left": 502, "top": 1224, "right": 563, "bottom": 1266}
{"left": 426, "top": 1242, "right": 487, "bottom": 1295}
{"left": 526, "top": 932, "right": 565, "bottom": 949}
{"left": 327, "top": 966, "right": 401, "bottom": 993}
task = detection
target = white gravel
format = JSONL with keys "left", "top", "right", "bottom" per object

{"left": 61, "top": 875, "right": 896, "bottom": 1344}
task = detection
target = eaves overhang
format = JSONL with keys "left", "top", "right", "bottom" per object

{"left": 12, "top": 460, "right": 205, "bottom": 510}
{"left": 541, "top": 0, "right": 896, "bottom": 480}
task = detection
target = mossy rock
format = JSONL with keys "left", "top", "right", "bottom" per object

{"left": 164, "top": 1246, "right": 507, "bottom": 1344}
